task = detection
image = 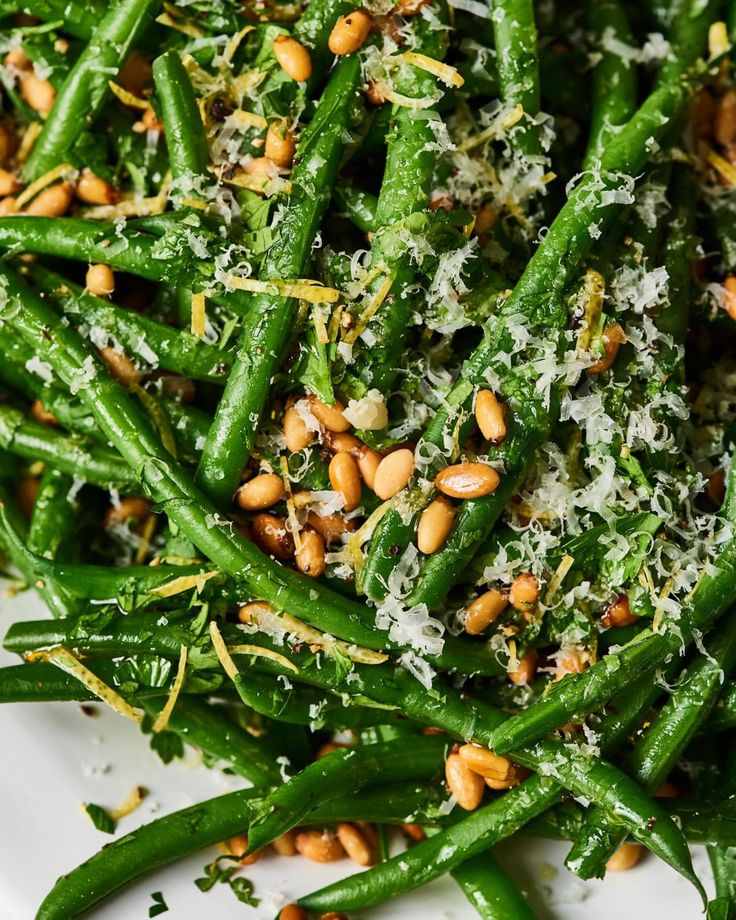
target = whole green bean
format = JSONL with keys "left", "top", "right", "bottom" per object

{"left": 152, "top": 50, "right": 209, "bottom": 180}
{"left": 19, "top": 0, "right": 107, "bottom": 40}
{"left": 452, "top": 851, "right": 538, "bottom": 920}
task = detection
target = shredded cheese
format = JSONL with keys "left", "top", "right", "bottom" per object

{"left": 280, "top": 455, "right": 302, "bottom": 554}
{"left": 223, "top": 25, "right": 256, "bottom": 65}
{"left": 42, "top": 648, "right": 142, "bottom": 722}
{"left": 152, "top": 645, "right": 188, "bottom": 733}
{"left": 576, "top": 268, "right": 606, "bottom": 353}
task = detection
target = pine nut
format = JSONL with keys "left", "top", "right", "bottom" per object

{"left": 655, "top": 781, "right": 679, "bottom": 799}
{"left": 309, "top": 396, "right": 350, "bottom": 432}
{"left": 601, "top": 593, "right": 637, "bottom": 629}
{"left": 445, "top": 751, "right": 485, "bottom": 810}
{"left": 392, "top": 0, "right": 431, "bottom": 13}
{"left": 316, "top": 741, "right": 347, "bottom": 759}
{"left": 355, "top": 444, "right": 381, "bottom": 490}
{"left": 279, "top": 905, "right": 307, "bottom": 920}
{"left": 434, "top": 462, "right": 500, "bottom": 499}
{"left": 237, "top": 601, "right": 273, "bottom": 625}
{"left": 401, "top": 823, "right": 426, "bottom": 841}
{"left": 235, "top": 472, "right": 285, "bottom": 511}
{"left": 417, "top": 496, "right": 456, "bottom": 554}
{"left": 319, "top": 913, "right": 349, "bottom": 920}
{"left": 336, "top": 822, "right": 374, "bottom": 866}
{"left": 484, "top": 766, "right": 528, "bottom": 790}
{"left": 329, "top": 451, "right": 362, "bottom": 511}
{"left": 715, "top": 89, "right": 736, "bottom": 148}
{"left": 458, "top": 744, "right": 515, "bottom": 782}
{"left": 587, "top": 322, "right": 626, "bottom": 374}
{"left": 265, "top": 120, "right": 296, "bottom": 168}
{"left": 475, "top": 390, "right": 507, "bottom": 443}
{"left": 29, "top": 398, "right": 58, "bottom": 426}
{"left": 220, "top": 832, "right": 261, "bottom": 864}
{"left": 119, "top": 50, "right": 152, "bottom": 98}
{"left": 509, "top": 572, "right": 538, "bottom": 612}
{"left": 507, "top": 648, "right": 538, "bottom": 685}
{"left": 724, "top": 275, "right": 736, "bottom": 321}
{"left": 25, "top": 182, "right": 73, "bottom": 217}
{"left": 464, "top": 589, "right": 508, "bottom": 635}
{"left": 86, "top": 264, "right": 115, "bottom": 297}
{"left": 294, "top": 829, "right": 345, "bottom": 862}
{"left": 706, "top": 468, "right": 726, "bottom": 508}
{"left": 474, "top": 202, "right": 498, "bottom": 237}
{"left": 251, "top": 513, "right": 295, "bottom": 559}
{"left": 244, "top": 155, "right": 278, "bottom": 181}
{"left": 295, "top": 526, "right": 326, "bottom": 577}
{"left": 76, "top": 169, "right": 118, "bottom": 205}
{"left": 554, "top": 645, "right": 590, "bottom": 680}
{"left": 306, "top": 512, "right": 355, "bottom": 544}
{"left": 0, "top": 168, "right": 20, "bottom": 196}
{"left": 0, "top": 196, "right": 16, "bottom": 215}
{"left": 20, "top": 72, "right": 55, "bottom": 116}
{"left": 284, "top": 402, "right": 315, "bottom": 451}
{"left": 272, "top": 829, "right": 297, "bottom": 856}
{"left": 98, "top": 345, "right": 140, "bottom": 386}
{"left": 4, "top": 47, "right": 31, "bottom": 72}
{"left": 328, "top": 10, "right": 373, "bottom": 55}
{"left": 273, "top": 35, "right": 312, "bottom": 82}
{"left": 605, "top": 842, "right": 643, "bottom": 872}
{"left": 104, "top": 497, "right": 150, "bottom": 528}
{"left": 323, "top": 430, "right": 361, "bottom": 453}
{"left": 373, "top": 448, "right": 414, "bottom": 499}
{"left": 0, "top": 122, "right": 17, "bottom": 166}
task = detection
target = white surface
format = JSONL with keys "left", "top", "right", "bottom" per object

{"left": 0, "top": 592, "right": 713, "bottom": 919}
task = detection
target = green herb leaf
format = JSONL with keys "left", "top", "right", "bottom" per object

{"left": 148, "top": 891, "right": 169, "bottom": 917}
{"left": 82, "top": 802, "right": 115, "bottom": 834}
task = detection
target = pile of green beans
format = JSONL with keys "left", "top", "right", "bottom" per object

{"left": 0, "top": 0, "right": 735, "bottom": 918}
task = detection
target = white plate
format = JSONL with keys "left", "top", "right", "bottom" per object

{"left": 0, "top": 593, "right": 713, "bottom": 919}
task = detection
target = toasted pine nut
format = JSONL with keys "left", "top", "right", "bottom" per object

{"left": 401, "top": 823, "right": 426, "bottom": 841}
{"left": 715, "top": 89, "right": 736, "bottom": 148}
{"left": 279, "top": 906, "right": 307, "bottom": 920}
{"left": 366, "top": 80, "right": 386, "bottom": 105}
{"left": 273, "top": 35, "right": 312, "bottom": 82}
{"left": 508, "top": 648, "right": 538, "bottom": 686}
{"left": 235, "top": 472, "right": 285, "bottom": 511}
{"left": 4, "top": 47, "right": 31, "bottom": 72}
{"left": 329, "top": 9, "right": 373, "bottom": 55}
{"left": 306, "top": 512, "right": 355, "bottom": 544}
{"left": 244, "top": 155, "right": 278, "bottom": 181}
{"left": 104, "top": 497, "right": 150, "bottom": 528}
{"left": 251, "top": 513, "right": 295, "bottom": 559}
{"left": 706, "top": 468, "right": 726, "bottom": 508}
{"left": 355, "top": 444, "right": 381, "bottom": 490}
{"left": 295, "top": 526, "right": 326, "bottom": 577}
{"left": 474, "top": 202, "right": 498, "bottom": 237}
{"left": 445, "top": 751, "right": 485, "bottom": 810}
{"left": 98, "top": 345, "right": 140, "bottom": 386}
{"left": 587, "top": 322, "right": 626, "bottom": 374}
{"left": 354, "top": 820, "right": 379, "bottom": 848}
{"left": 329, "top": 451, "right": 362, "bottom": 512}
{"left": 691, "top": 88, "right": 715, "bottom": 142}
{"left": 605, "top": 842, "right": 643, "bottom": 872}
{"left": 134, "top": 106, "right": 162, "bottom": 133}
{"left": 20, "top": 72, "right": 55, "bottom": 116}
{"left": 723, "top": 275, "right": 736, "bottom": 320}
{"left": 29, "top": 398, "right": 58, "bottom": 426}
{"left": 17, "top": 475, "right": 39, "bottom": 516}
{"left": 0, "top": 195, "right": 16, "bottom": 215}
{"left": 0, "top": 122, "right": 17, "bottom": 166}
{"left": 434, "top": 462, "right": 500, "bottom": 500}
{"left": 509, "top": 572, "right": 538, "bottom": 613}
{"left": 417, "top": 496, "right": 456, "bottom": 554}
{"left": 601, "top": 593, "right": 637, "bottom": 629}
{"left": 309, "top": 396, "right": 350, "bottom": 432}
{"left": 484, "top": 766, "right": 528, "bottom": 790}
{"left": 323, "top": 430, "right": 361, "bottom": 453}
{"left": 25, "top": 182, "right": 73, "bottom": 217}
{"left": 465, "top": 589, "right": 508, "bottom": 635}
{"left": 119, "top": 49, "right": 152, "bottom": 98}
{"left": 554, "top": 645, "right": 590, "bottom": 680}
{"left": 284, "top": 402, "right": 315, "bottom": 452}
{"left": 272, "top": 829, "right": 298, "bottom": 856}
{"left": 475, "top": 390, "right": 507, "bottom": 443}
{"left": 318, "top": 913, "right": 349, "bottom": 920}
{"left": 655, "top": 781, "right": 679, "bottom": 799}
{"left": 294, "top": 829, "right": 345, "bottom": 862}
{"left": 374, "top": 447, "right": 414, "bottom": 499}
{"left": 336, "top": 822, "right": 374, "bottom": 866}
{"left": 0, "top": 168, "right": 20, "bottom": 196}
{"left": 86, "top": 263, "right": 115, "bottom": 297}
{"left": 265, "top": 121, "right": 296, "bottom": 168}
{"left": 429, "top": 191, "right": 453, "bottom": 211}
{"left": 316, "top": 740, "right": 347, "bottom": 759}
{"left": 458, "top": 744, "right": 515, "bottom": 781}
{"left": 76, "top": 169, "right": 118, "bottom": 205}
{"left": 220, "top": 833, "right": 261, "bottom": 864}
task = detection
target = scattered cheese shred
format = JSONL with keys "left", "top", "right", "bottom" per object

{"left": 228, "top": 643, "right": 301, "bottom": 673}
{"left": 16, "top": 122, "right": 41, "bottom": 164}
{"left": 544, "top": 554, "right": 575, "bottom": 605}
{"left": 191, "top": 291, "right": 206, "bottom": 339}
{"left": 15, "top": 162, "right": 75, "bottom": 210}
{"left": 402, "top": 52, "right": 465, "bottom": 88}
{"left": 652, "top": 578, "right": 674, "bottom": 634}
{"left": 209, "top": 620, "right": 240, "bottom": 681}
{"left": 226, "top": 276, "right": 341, "bottom": 304}
{"left": 150, "top": 569, "right": 219, "bottom": 598}
{"left": 707, "top": 148, "right": 736, "bottom": 186}
{"left": 344, "top": 271, "right": 395, "bottom": 345}
{"left": 42, "top": 647, "right": 142, "bottom": 722}
{"left": 108, "top": 81, "right": 150, "bottom": 110}
{"left": 109, "top": 785, "right": 146, "bottom": 820}
{"left": 152, "top": 645, "right": 188, "bottom": 733}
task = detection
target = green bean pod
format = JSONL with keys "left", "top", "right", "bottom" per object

{"left": 152, "top": 50, "right": 209, "bottom": 180}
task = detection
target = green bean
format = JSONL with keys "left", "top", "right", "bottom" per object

{"left": 452, "top": 851, "right": 538, "bottom": 920}
{"left": 707, "top": 845, "right": 736, "bottom": 920}
{"left": 703, "top": 681, "right": 736, "bottom": 734}
{"left": 152, "top": 50, "right": 209, "bottom": 180}
{"left": 246, "top": 736, "right": 446, "bottom": 852}
{"left": 195, "top": 55, "right": 363, "bottom": 508}
{"left": 24, "top": 0, "right": 162, "bottom": 181}
{"left": 334, "top": 182, "right": 378, "bottom": 234}
{"left": 19, "top": 0, "right": 107, "bottom": 40}
{"left": 564, "top": 607, "right": 736, "bottom": 879}
{"left": 0, "top": 404, "right": 139, "bottom": 491}
{"left": 583, "top": 0, "right": 638, "bottom": 166}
